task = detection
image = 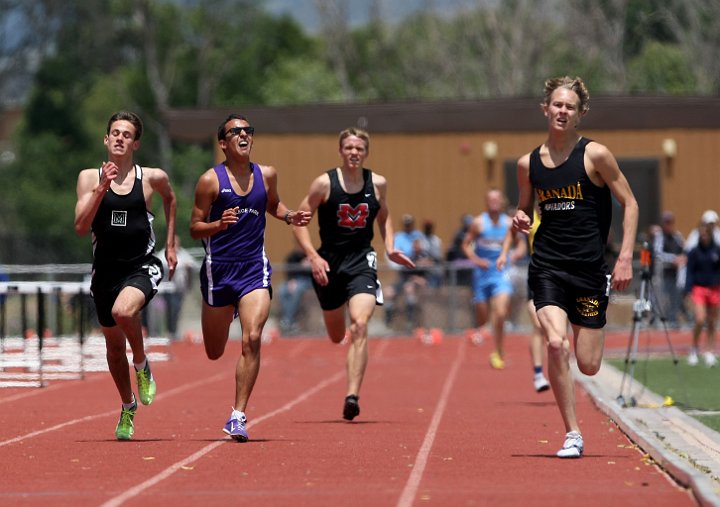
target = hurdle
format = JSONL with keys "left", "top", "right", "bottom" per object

{"left": 0, "top": 280, "right": 176, "bottom": 388}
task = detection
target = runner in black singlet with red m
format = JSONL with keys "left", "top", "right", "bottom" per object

{"left": 293, "top": 127, "right": 415, "bottom": 421}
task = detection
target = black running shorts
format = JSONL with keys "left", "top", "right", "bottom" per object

{"left": 313, "top": 248, "right": 382, "bottom": 311}
{"left": 528, "top": 263, "right": 611, "bottom": 329}
{"left": 91, "top": 255, "right": 164, "bottom": 327}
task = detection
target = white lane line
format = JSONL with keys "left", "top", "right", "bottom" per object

{"left": 0, "top": 372, "right": 108, "bottom": 405}
{"left": 0, "top": 372, "right": 227, "bottom": 447}
{"left": 396, "top": 338, "right": 466, "bottom": 507}
{"left": 0, "top": 382, "right": 67, "bottom": 405}
{"left": 100, "top": 369, "right": 346, "bottom": 507}
{"left": 0, "top": 410, "right": 117, "bottom": 448}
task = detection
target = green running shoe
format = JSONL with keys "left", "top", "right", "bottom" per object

{"left": 136, "top": 362, "right": 156, "bottom": 406}
{"left": 115, "top": 403, "right": 137, "bottom": 441}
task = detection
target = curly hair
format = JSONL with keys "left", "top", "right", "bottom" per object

{"left": 542, "top": 76, "right": 590, "bottom": 115}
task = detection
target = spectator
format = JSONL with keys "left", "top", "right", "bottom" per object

{"left": 393, "top": 214, "right": 424, "bottom": 257}
{"left": 652, "top": 211, "right": 689, "bottom": 329}
{"left": 684, "top": 222, "right": 720, "bottom": 367}
{"left": 385, "top": 214, "right": 430, "bottom": 331}
{"left": 420, "top": 219, "right": 443, "bottom": 288}
{"left": 446, "top": 213, "right": 474, "bottom": 286}
{"left": 685, "top": 210, "right": 720, "bottom": 252}
{"left": 278, "top": 246, "right": 313, "bottom": 335}
{"left": 158, "top": 236, "right": 199, "bottom": 340}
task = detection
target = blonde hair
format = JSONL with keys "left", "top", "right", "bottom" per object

{"left": 542, "top": 76, "right": 590, "bottom": 114}
{"left": 338, "top": 127, "right": 370, "bottom": 152}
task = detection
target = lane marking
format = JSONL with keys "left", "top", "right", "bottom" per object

{"left": 101, "top": 337, "right": 386, "bottom": 505}
{"left": 100, "top": 370, "right": 345, "bottom": 507}
{"left": 396, "top": 338, "right": 466, "bottom": 507}
{"left": 0, "top": 372, "right": 110, "bottom": 405}
{"left": 0, "top": 339, "right": 314, "bottom": 444}
{"left": 0, "top": 382, "right": 67, "bottom": 405}
{"left": 0, "top": 372, "right": 227, "bottom": 447}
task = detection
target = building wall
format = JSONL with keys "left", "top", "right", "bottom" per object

{"left": 214, "top": 128, "right": 720, "bottom": 264}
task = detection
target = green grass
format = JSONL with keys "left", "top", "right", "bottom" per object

{"left": 606, "top": 357, "right": 720, "bottom": 433}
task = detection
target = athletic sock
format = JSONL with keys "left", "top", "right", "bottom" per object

{"left": 134, "top": 358, "right": 148, "bottom": 372}
{"left": 533, "top": 366, "right": 543, "bottom": 375}
{"left": 122, "top": 394, "right": 136, "bottom": 410}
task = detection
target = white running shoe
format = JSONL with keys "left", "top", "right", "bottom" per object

{"left": 557, "top": 431, "right": 583, "bottom": 458}
{"left": 533, "top": 373, "right": 550, "bottom": 392}
{"left": 704, "top": 352, "right": 717, "bottom": 367}
{"left": 687, "top": 350, "right": 699, "bottom": 366}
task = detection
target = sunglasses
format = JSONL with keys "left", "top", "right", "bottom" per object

{"left": 225, "top": 126, "right": 255, "bottom": 137}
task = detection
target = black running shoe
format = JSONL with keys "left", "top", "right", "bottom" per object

{"left": 343, "top": 395, "right": 360, "bottom": 421}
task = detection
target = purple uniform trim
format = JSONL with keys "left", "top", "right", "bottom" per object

{"left": 202, "top": 162, "right": 268, "bottom": 262}
{"left": 200, "top": 252, "right": 271, "bottom": 307}
{"left": 200, "top": 162, "right": 272, "bottom": 307}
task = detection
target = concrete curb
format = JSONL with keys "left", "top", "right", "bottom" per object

{"left": 576, "top": 361, "right": 720, "bottom": 506}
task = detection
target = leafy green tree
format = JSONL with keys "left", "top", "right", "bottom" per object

{"left": 261, "top": 56, "right": 344, "bottom": 105}
{"left": 663, "top": 0, "right": 720, "bottom": 94}
{"left": 3, "top": 1, "right": 140, "bottom": 262}
{"left": 627, "top": 41, "right": 697, "bottom": 94}
{"left": 3, "top": 0, "right": 718, "bottom": 264}
{"left": 4, "top": 0, "right": 315, "bottom": 262}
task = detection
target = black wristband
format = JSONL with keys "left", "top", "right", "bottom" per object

{"left": 284, "top": 211, "right": 292, "bottom": 224}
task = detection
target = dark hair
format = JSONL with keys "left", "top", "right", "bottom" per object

{"left": 338, "top": 127, "right": 370, "bottom": 152}
{"left": 217, "top": 113, "right": 250, "bottom": 141}
{"left": 107, "top": 111, "right": 143, "bottom": 140}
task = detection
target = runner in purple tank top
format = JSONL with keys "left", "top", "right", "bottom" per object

{"left": 190, "top": 114, "right": 310, "bottom": 442}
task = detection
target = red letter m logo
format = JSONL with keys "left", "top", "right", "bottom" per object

{"left": 337, "top": 203, "right": 369, "bottom": 229}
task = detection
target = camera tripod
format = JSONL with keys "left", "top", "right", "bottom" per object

{"left": 616, "top": 242, "right": 680, "bottom": 408}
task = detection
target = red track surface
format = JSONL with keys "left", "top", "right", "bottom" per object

{"left": 0, "top": 331, "right": 695, "bottom": 506}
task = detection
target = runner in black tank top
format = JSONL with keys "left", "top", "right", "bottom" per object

{"left": 75, "top": 111, "right": 177, "bottom": 441}
{"left": 529, "top": 138, "right": 612, "bottom": 272}
{"left": 92, "top": 164, "right": 157, "bottom": 265}
{"left": 528, "top": 137, "right": 613, "bottom": 329}
{"left": 511, "top": 77, "right": 638, "bottom": 459}
{"left": 89, "top": 164, "right": 164, "bottom": 327}
{"left": 293, "top": 128, "right": 415, "bottom": 422}
{"left": 316, "top": 167, "right": 380, "bottom": 284}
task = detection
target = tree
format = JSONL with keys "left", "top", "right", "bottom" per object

{"left": 0, "top": 1, "right": 64, "bottom": 106}
{"left": 2, "top": 1, "right": 118, "bottom": 262}
{"left": 4, "top": 0, "right": 315, "bottom": 262}
{"left": 627, "top": 41, "right": 697, "bottom": 94}
{"left": 564, "top": 0, "right": 631, "bottom": 92}
{"left": 314, "top": 0, "right": 357, "bottom": 101}
{"left": 663, "top": 0, "right": 720, "bottom": 94}
{"left": 3, "top": 0, "right": 717, "bottom": 263}
{"left": 260, "top": 56, "right": 344, "bottom": 105}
